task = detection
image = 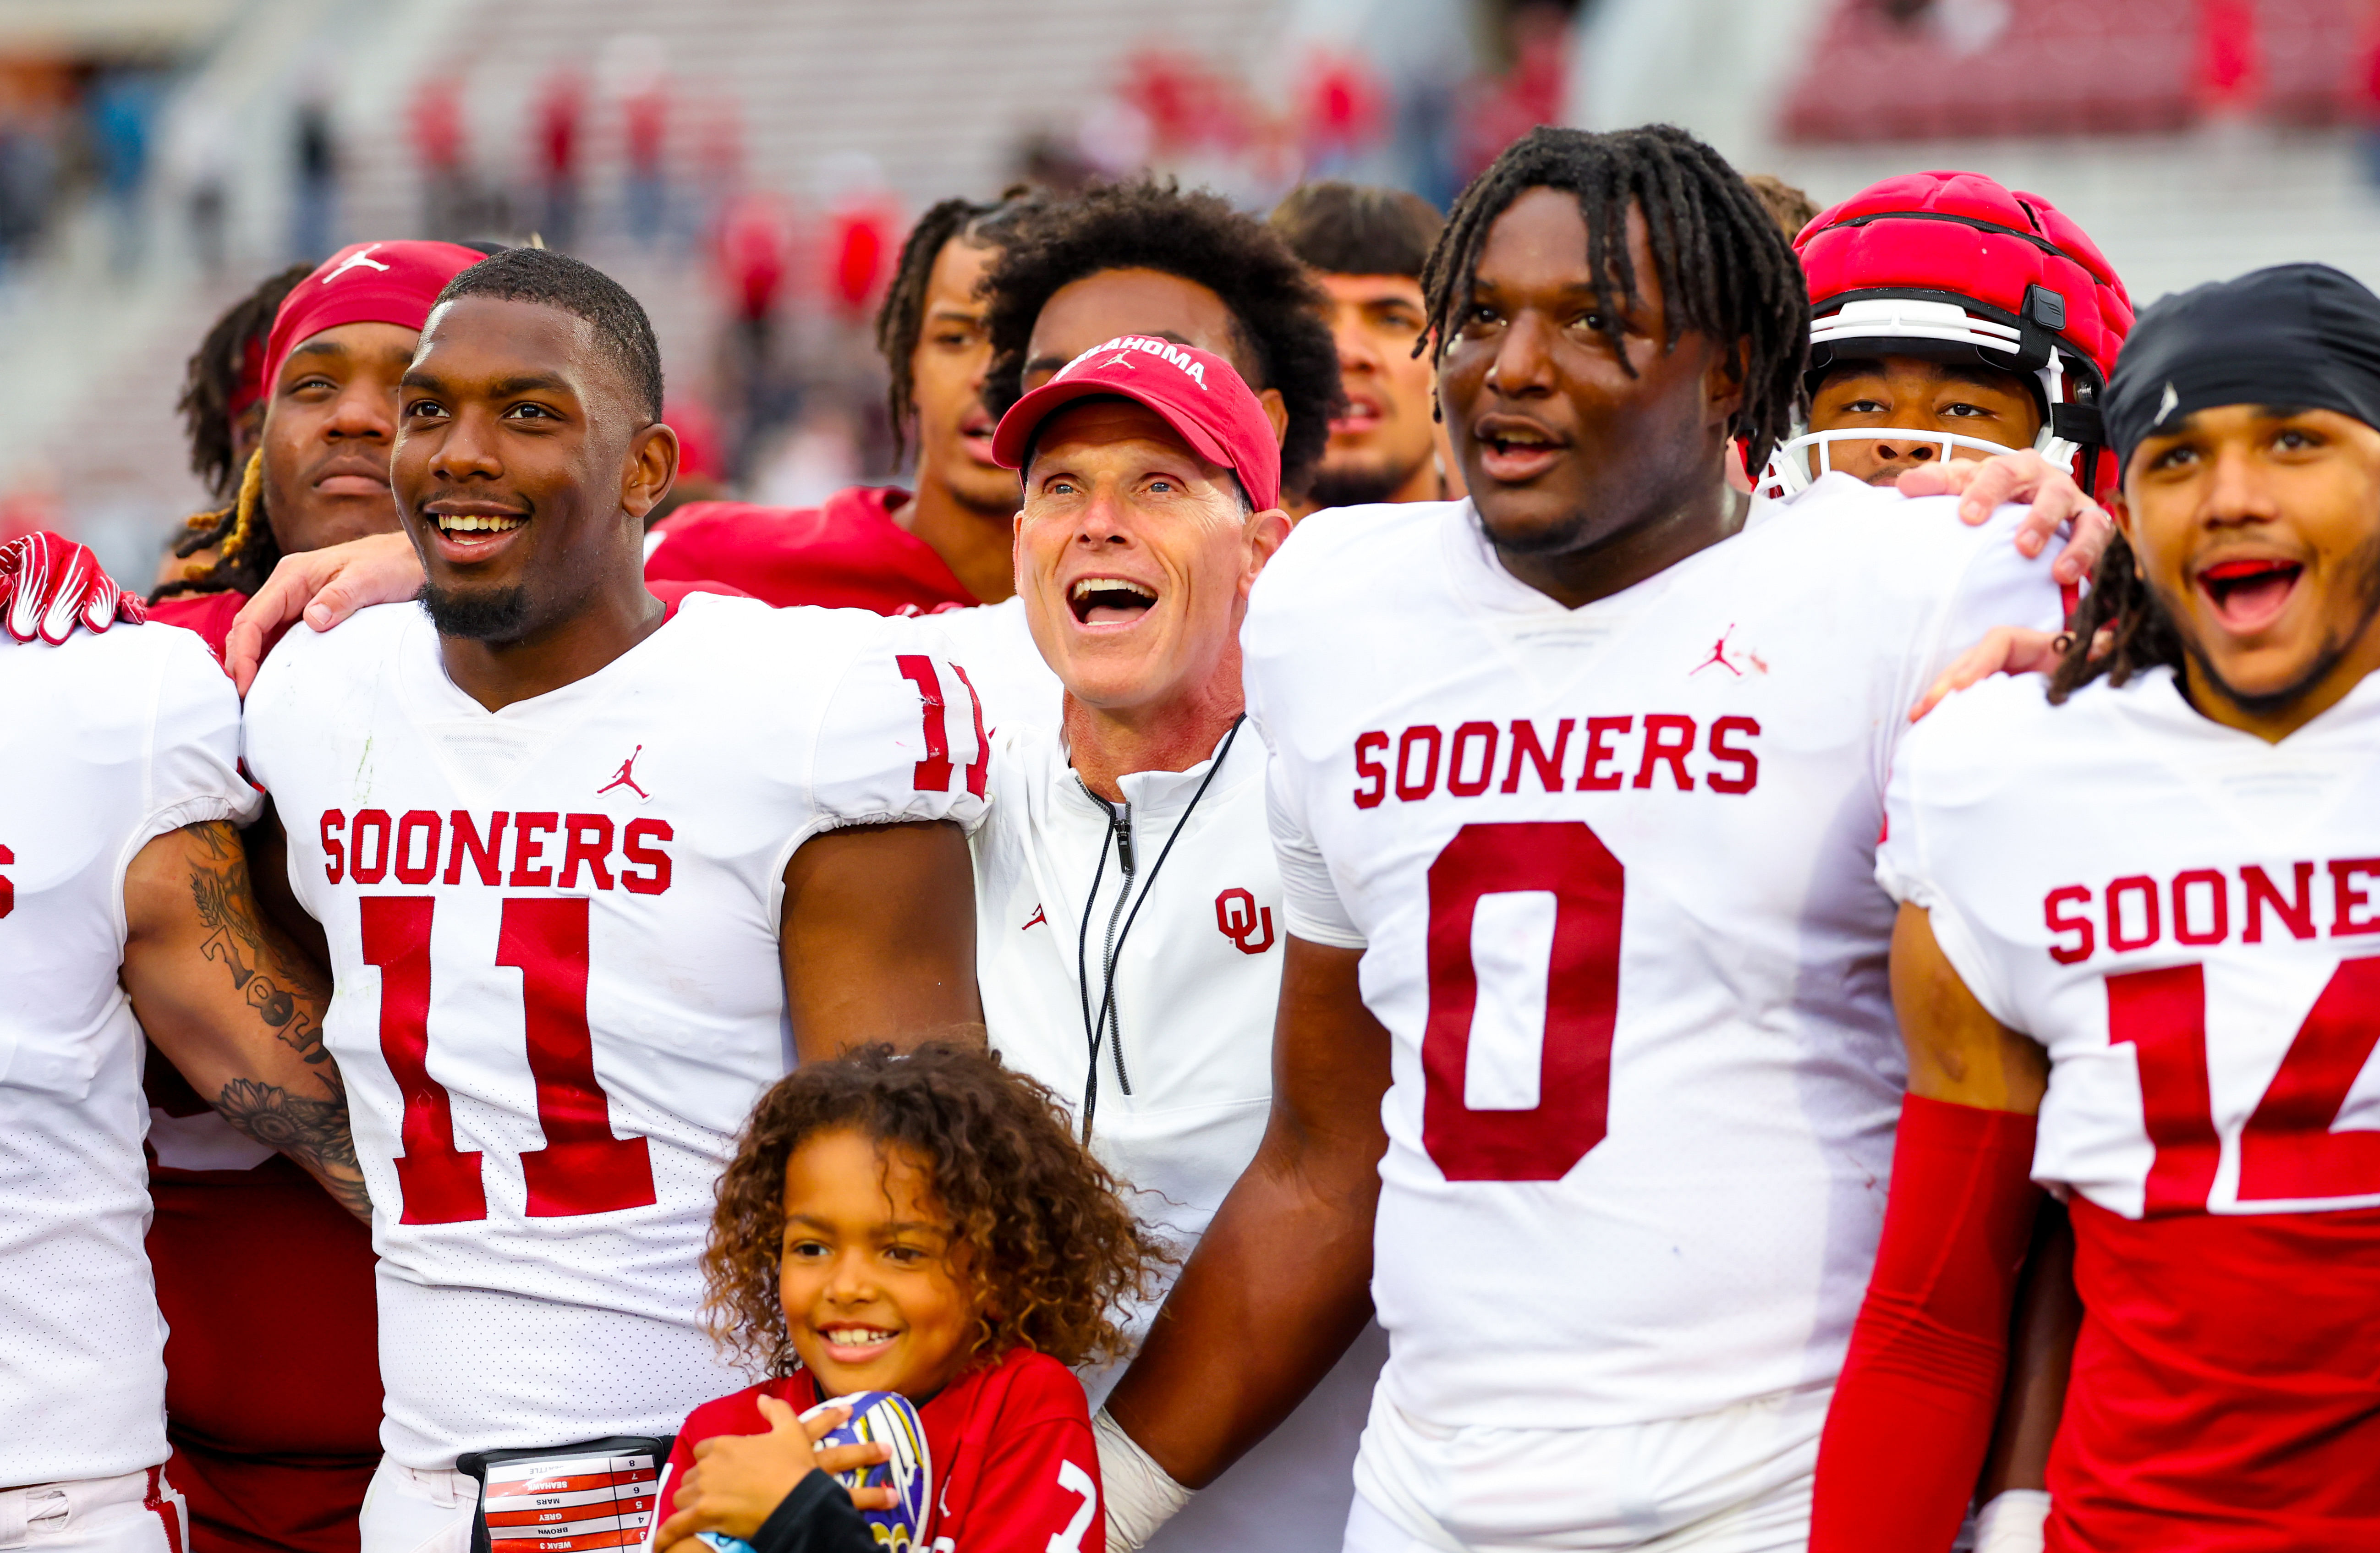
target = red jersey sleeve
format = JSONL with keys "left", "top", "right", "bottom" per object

{"left": 948, "top": 1415, "right": 1101, "bottom": 1553}
{"left": 927, "top": 1353, "right": 1102, "bottom": 1553}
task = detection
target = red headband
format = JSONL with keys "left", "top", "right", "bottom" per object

{"left": 263, "top": 240, "right": 489, "bottom": 395}
{"left": 225, "top": 335, "right": 269, "bottom": 423}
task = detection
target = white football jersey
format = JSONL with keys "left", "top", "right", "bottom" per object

{"left": 971, "top": 718, "right": 1382, "bottom": 1552}
{"left": 0, "top": 623, "right": 260, "bottom": 1484}
{"left": 1246, "top": 485, "right": 2059, "bottom": 1432}
{"left": 241, "top": 594, "right": 989, "bottom": 1468}
{"left": 1883, "top": 665, "right": 2380, "bottom": 1220}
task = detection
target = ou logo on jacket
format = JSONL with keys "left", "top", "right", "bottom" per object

{"left": 1215, "top": 888, "right": 1275, "bottom": 955}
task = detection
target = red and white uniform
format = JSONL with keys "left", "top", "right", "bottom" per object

{"left": 664, "top": 1351, "right": 1102, "bottom": 1553}
{"left": 240, "top": 594, "right": 988, "bottom": 1481}
{"left": 0, "top": 619, "right": 257, "bottom": 1552}
{"left": 1245, "top": 484, "right": 2057, "bottom": 1550}
{"left": 1881, "top": 665, "right": 2380, "bottom": 1549}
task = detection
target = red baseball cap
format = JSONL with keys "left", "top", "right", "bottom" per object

{"left": 992, "top": 336, "right": 1281, "bottom": 513}
{"left": 263, "top": 240, "right": 489, "bottom": 393}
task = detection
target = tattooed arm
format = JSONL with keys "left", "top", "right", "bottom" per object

{"left": 121, "top": 819, "right": 369, "bottom": 1222}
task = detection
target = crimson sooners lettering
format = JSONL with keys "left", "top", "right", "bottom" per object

{"left": 361, "top": 894, "right": 657, "bottom": 1224}
{"left": 2043, "top": 857, "right": 2380, "bottom": 964}
{"left": 1354, "top": 715, "right": 1759, "bottom": 808}
{"left": 2110, "top": 955, "right": 2380, "bottom": 1213}
{"left": 320, "top": 809, "right": 673, "bottom": 895}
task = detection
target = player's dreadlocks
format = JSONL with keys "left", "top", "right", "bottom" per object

{"left": 179, "top": 263, "right": 310, "bottom": 501}
{"left": 874, "top": 186, "right": 1045, "bottom": 466}
{"left": 2048, "top": 532, "right": 2184, "bottom": 702}
{"left": 154, "top": 265, "right": 312, "bottom": 604}
{"left": 1419, "top": 125, "right": 1810, "bottom": 472}
{"left": 981, "top": 179, "right": 1343, "bottom": 497}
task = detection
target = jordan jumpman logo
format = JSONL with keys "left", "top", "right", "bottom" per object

{"left": 598, "top": 745, "right": 650, "bottom": 799}
{"left": 1691, "top": 625, "right": 1743, "bottom": 676}
{"left": 324, "top": 244, "right": 390, "bottom": 283}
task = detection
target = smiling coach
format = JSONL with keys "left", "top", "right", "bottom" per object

{"left": 967, "top": 337, "right": 1391, "bottom": 1553}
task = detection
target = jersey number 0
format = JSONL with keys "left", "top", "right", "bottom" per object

{"left": 1421, "top": 821, "right": 1624, "bottom": 1181}
{"left": 362, "top": 895, "right": 657, "bottom": 1224}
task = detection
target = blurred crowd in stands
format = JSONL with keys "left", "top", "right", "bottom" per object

{"left": 14, "top": 0, "right": 2380, "bottom": 574}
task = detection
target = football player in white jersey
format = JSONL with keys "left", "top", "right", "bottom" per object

{"left": 0, "top": 531, "right": 367, "bottom": 1553}
{"left": 1096, "top": 125, "right": 2065, "bottom": 1553}
{"left": 971, "top": 337, "right": 1390, "bottom": 1552}
{"left": 1818, "top": 265, "right": 2380, "bottom": 1551}
{"left": 236, "top": 249, "right": 988, "bottom": 1553}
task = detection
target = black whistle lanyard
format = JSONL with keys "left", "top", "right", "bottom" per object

{"left": 1072, "top": 715, "right": 1245, "bottom": 1142}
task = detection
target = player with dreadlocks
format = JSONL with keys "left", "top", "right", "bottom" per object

{"left": 1089, "top": 124, "right": 2070, "bottom": 1553}
{"left": 152, "top": 262, "right": 310, "bottom": 591}
{"left": 144, "top": 241, "right": 490, "bottom": 666}
{"left": 1821, "top": 263, "right": 2380, "bottom": 1552}
{"left": 131, "top": 239, "right": 483, "bottom": 1553}
{"left": 643, "top": 188, "right": 1044, "bottom": 611}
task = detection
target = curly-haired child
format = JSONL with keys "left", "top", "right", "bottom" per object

{"left": 650, "top": 1043, "right": 1164, "bottom": 1553}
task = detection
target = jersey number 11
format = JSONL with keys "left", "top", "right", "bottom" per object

{"left": 362, "top": 895, "right": 656, "bottom": 1224}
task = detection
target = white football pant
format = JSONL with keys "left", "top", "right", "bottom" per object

{"left": 359, "top": 1462, "right": 477, "bottom": 1553}
{"left": 0, "top": 1471, "right": 188, "bottom": 1553}
{"left": 1342, "top": 1384, "right": 1826, "bottom": 1553}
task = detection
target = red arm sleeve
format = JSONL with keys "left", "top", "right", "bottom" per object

{"left": 1810, "top": 1094, "right": 2044, "bottom": 1553}
{"left": 954, "top": 1415, "right": 1103, "bottom": 1553}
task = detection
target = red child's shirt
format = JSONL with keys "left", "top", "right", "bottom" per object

{"left": 664, "top": 1350, "right": 1102, "bottom": 1553}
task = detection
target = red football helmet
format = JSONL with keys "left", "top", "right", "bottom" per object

{"left": 1765, "top": 171, "right": 2134, "bottom": 500}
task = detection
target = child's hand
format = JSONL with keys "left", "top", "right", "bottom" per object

{"left": 650, "top": 1398, "right": 896, "bottom": 1553}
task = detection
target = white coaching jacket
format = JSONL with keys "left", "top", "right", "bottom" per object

{"left": 972, "top": 717, "right": 1388, "bottom": 1553}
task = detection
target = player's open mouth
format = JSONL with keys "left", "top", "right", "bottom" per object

{"left": 817, "top": 1324, "right": 900, "bottom": 1363}
{"left": 425, "top": 503, "right": 531, "bottom": 560}
{"left": 959, "top": 406, "right": 998, "bottom": 461}
{"left": 1473, "top": 416, "right": 1567, "bottom": 483}
{"left": 2197, "top": 555, "right": 2303, "bottom": 633}
{"left": 1068, "top": 575, "right": 1157, "bottom": 627}
{"left": 1330, "top": 392, "right": 1384, "bottom": 438}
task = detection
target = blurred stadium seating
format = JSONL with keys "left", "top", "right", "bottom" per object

{"left": 8, "top": 0, "right": 2380, "bottom": 584}
{"left": 1782, "top": 0, "right": 2373, "bottom": 143}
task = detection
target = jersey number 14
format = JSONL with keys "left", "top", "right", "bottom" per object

{"left": 362, "top": 895, "right": 655, "bottom": 1224}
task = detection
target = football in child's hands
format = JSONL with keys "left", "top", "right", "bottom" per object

{"left": 805, "top": 1390, "right": 932, "bottom": 1549}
